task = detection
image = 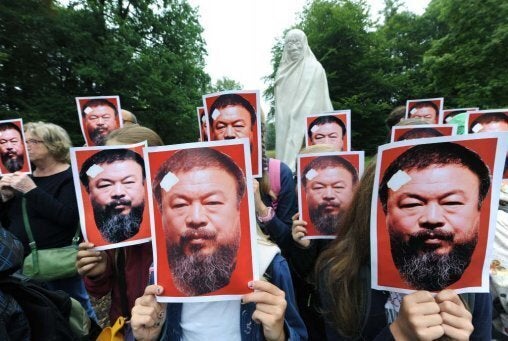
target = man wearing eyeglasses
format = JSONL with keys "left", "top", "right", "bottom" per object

{"left": 82, "top": 99, "right": 120, "bottom": 146}
{"left": 0, "top": 122, "right": 25, "bottom": 173}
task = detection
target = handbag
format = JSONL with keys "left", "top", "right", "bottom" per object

{"left": 21, "top": 196, "right": 80, "bottom": 281}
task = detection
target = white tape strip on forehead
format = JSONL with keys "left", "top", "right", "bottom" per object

{"left": 211, "top": 109, "right": 221, "bottom": 121}
{"left": 86, "top": 164, "right": 104, "bottom": 178}
{"left": 387, "top": 170, "right": 412, "bottom": 191}
{"left": 305, "top": 168, "right": 318, "bottom": 180}
{"left": 201, "top": 115, "right": 207, "bottom": 124}
{"left": 472, "top": 123, "right": 483, "bottom": 133}
{"left": 410, "top": 107, "right": 417, "bottom": 115}
{"left": 160, "top": 172, "right": 179, "bottom": 192}
{"left": 84, "top": 107, "right": 93, "bottom": 115}
{"left": 310, "top": 125, "right": 319, "bottom": 133}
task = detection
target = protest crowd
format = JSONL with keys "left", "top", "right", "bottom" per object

{"left": 0, "top": 28, "right": 508, "bottom": 341}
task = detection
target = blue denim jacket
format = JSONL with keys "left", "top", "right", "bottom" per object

{"left": 160, "top": 253, "right": 308, "bottom": 340}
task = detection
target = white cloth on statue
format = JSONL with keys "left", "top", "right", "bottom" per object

{"left": 274, "top": 29, "right": 333, "bottom": 171}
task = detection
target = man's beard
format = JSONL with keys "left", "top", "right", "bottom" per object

{"left": 390, "top": 228, "right": 478, "bottom": 291}
{"left": 167, "top": 228, "right": 240, "bottom": 296}
{"left": 309, "top": 203, "right": 342, "bottom": 235}
{"left": 89, "top": 128, "right": 107, "bottom": 146}
{"left": 92, "top": 199, "right": 144, "bottom": 243}
{"left": 2, "top": 153, "right": 23, "bottom": 172}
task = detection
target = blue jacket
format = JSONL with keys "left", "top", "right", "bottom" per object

{"left": 161, "top": 254, "right": 308, "bottom": 340}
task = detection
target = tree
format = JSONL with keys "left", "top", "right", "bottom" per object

{"left": 421, "top": 0, "right": 508, "bottom": 108}
{"left": 0, "top": 0, "right": 209, "bottom": 145}
{"left": 208, "top": 76, "right": 242, "bottom": 93}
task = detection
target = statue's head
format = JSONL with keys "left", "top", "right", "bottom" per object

{"left": 284, "top": 29, "right": 306, "bottom": 62}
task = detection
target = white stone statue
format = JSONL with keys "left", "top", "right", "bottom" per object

{"left": 274, "top": 29, "right": 333, "bottom": 171}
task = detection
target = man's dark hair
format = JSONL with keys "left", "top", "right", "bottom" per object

{"left": 0, "top": 122, "right": 22, "bottom": 135}
{"left": 308, "top": 115, "right": 346, "bottom": 140}
{"left": 209, "top": 94, "right": 256, "bottom": 128}
{"left": 396, "top": 128, "right": 444, "bottom": 141}
{"left": 302, "top": 155, "right": 359, "bottom": 187}
{"left": 379, "top": 142, "right": 491, "bottom": 213}
{"left": 81, "top": 99, "right": 118, "bottom": 118}
{"left": 79, "top": 149, "right": 145, "bottom": 191}
{"left": 469, "top": 112, "right": 508, "bottom": 133}
{"left": 153, "top": 148, "right": 246, "bottom": 209}
{"left": 409, "top": 101, "right": 439, "bottom": 117}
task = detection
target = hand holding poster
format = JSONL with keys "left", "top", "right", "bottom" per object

{"left": 145, "top": 139, "right": 258, "bottom": 302}
{"left": 70, "top": 142, "right": 151, "bottom": 250}
{"left": 371, "top": 133, "right": 508, "bottom": 293}
{"left": 297, "top": 151, "right": 364, "bottom": 239}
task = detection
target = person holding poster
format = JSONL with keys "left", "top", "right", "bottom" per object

{"left": 132, "top": 142, "right": 306, "bottom": 340}
{"left": 0, "top": 122, "right": 96, "bottom": 320}
{"left": 315, "top": 162, "right": 491, "bottom": 340}
{"left": 76, "top": 126, "right": 162, "bottom": 325}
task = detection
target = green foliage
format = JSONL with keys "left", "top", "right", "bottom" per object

{"left": 265, "top": 0, "right": 508, "bottom": 155}
{"left": 208, "top": 76, "right": 243, "bottom": 93}
{"left": 0, "top": 0, "right": 209, "bottom": 145}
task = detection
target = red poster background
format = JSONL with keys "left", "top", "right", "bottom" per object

{"left": 148, "top": 143, "right": 254, "bottom": 297}
{"left": 376, "top": 138, "right": 497, "bottom": 290}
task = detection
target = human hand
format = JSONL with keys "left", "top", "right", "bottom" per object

{"left": 0, "top": 175, "right": 15, "bottom": 201}
{"left": 291, "top": 213, "right": 310, "bottom": 248}
{"left": 242, "top": 280, "right": 286, "bottom": 341}
{"left": 253, "top": 179, "right": 269, "bottom": 216}
{"left": 390, "top": 291, "right": 444, "bottom": 340}
{"left": 131, "top": 285, "right": 167, "bottom": 341}
{"left": 435, "top": 290, "right": 473, "bottom": 340}
{"left": 76, "top": 242, "right": 107, "bottom": 278}
{"left": 1, "top": 172, "right": 36, "bottom": 194}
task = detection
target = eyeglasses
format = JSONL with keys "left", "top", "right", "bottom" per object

{"left": 26, "top": 139, "right": 44, "bottom": 145}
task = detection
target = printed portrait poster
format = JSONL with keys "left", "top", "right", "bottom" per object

{"left": 466, "top": 110, "right": 508, "bottom": 179}
{"left": 441, "top": 107, "right": 479, "bottom": 124}
{"left": 405, "top": 98, "right": 444, "bottom": 124}
{"left": 70, "top": 142, "right": 151, "bottom": 250}
{"left": 371, "top": 133, "right": 508, "bottom": 294}
{"left": 305, "top": 110, "right": 351, "bottom": 151}
{"left": 297, "top": 151, "right": 364, "bottom": 239}
{"left": 75, "top": 96, "right": 123, "bottom": 146}
{"left": 144, "top": 139, "right": 259, "bottom": 302}
{"left": 196, "top": 107, "right": 209, "bottom": 142}
{"left": 0, "top": 118, "right": 31, "bottom": 174}
{"left": 202, "top": 90, "right": 262, "bottom": 177}
{"left": 390, "top": 124, "right": 457, "bottom": 143}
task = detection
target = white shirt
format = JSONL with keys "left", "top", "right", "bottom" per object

{"left": 181, "top": 300, "right": 241, "bottom": 341}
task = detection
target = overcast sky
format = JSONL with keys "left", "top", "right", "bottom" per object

{"left": 188, "top": 0, "right": 430, "bottom": 112}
